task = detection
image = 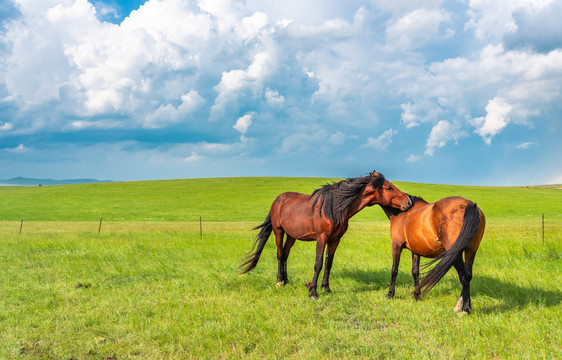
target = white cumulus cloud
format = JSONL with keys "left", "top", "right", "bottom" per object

{"left": 183, "top": 152, "right": 202, "bottom": 162}
{"left": 406, "top": 154, "right": 420, "bottom": 162}
{"left": 425, "top": 120, "right": 465, "bottom": 156}
{"left": 471, "top": 97, "right": 512, "bottom": 145}
{"left": 362, "top": 128, "right": 397, "bottom": 151}
{"left": 144, "top": 90, "right": 206, "bottom": 129}
{"left": 211, "top": 51, "right": 278, "bottom": 121}
{"left": 465, "top": 0, "right": 553, "bottom": 41}
{"left": 233, "top": 113, "right": 253, "bottom": 134}
{"left": 2, "top": 144, "right": 28, "bottom": 153}
{"left": 386, "top": 8, "right": 451, "bottom": 50}
{"left": 0, "top": 122, "right": 14, "bottom": 131}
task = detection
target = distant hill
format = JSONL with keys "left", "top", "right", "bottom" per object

{"left": 0, "top": 177, "right": 559, "bottom": 222}
{"left": 0, "top": 177, "right": 113, "bottom": 186}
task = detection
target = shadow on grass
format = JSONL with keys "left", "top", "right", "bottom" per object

{"left": 338, "top": 268, "right": 562, "bottom": 313}
{"left": 337, "top": 268, "right": 399, "bottom": 292}
{"left": 472, "top": 275, "right": 562, "bottom": 314}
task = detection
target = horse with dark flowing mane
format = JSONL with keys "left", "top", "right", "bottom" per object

{"left": 240, "top": 171, "right": 412, "bottom": 299}
{"left": 380, "top": 195, "right": 486, "bottom": 313}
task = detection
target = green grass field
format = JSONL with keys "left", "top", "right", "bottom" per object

{"left": 0, "top": 178, "right": 560, "bottom": 359}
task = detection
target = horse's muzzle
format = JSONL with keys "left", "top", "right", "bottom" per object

{"left": 400, "top": 199, "right": 413, "bottom": 211}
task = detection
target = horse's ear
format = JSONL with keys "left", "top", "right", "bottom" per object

{"left": 370, "top": 170, "right": 379, "bottom": 178}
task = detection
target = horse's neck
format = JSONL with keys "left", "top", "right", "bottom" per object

{"left": 346, "top": 195, "right": 372, "bottom": 219}
{"left": 381, "top": 205, "right": 399, "bottom": 220}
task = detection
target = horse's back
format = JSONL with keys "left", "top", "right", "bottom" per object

{"left": 270, "top": 192, "right": 317, "bottom": 240}
{"left": 270, "top": 192, "right": 309, "bottom": 218}
{"left": 433, "top": 197, "right": 479, "bottom": 225}
{"left": 433, "top": 196, "right": 471, "bottom": 211}
{"left": 271, "top": 192, "right": 309, "bottom": 209}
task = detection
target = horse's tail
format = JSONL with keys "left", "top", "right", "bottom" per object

{"left": 239, "top": 213, "right": 273, "bottom": 274}
{"left": 414, "top": 202, "right": 480, "bottom": 297}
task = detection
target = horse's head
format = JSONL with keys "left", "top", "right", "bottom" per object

{"left": 365, "top": 171, "right": 412, "bottom": 210}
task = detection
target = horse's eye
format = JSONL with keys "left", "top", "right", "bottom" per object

{"left": 387, "top": 186, "right": 392, "bottom": 191}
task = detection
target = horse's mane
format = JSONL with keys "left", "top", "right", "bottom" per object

{"left": 310, "top": 172, "right": 386, "bottom": 226}
{"left": 408, "top": 194, "right": 426, "bottom": 205}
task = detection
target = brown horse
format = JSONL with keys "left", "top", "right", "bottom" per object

{"left": 240, "top": 171, "right": 412, "bottom": 299}
{"left": 380, "top": 195, "right": 485, "bottom": 313}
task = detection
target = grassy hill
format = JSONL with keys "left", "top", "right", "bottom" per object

{"left": 0, "top": 177, "right": 559, "bottom": 222}
{"left": 0, "top": 177, "right": 560, "bottom": 359}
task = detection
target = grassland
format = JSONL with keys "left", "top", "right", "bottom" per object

{"left": 0, "top": 177, "right": 560, "bottom": 222}
{"left": 0, "top": 177, "right": 560, "bottom": 359}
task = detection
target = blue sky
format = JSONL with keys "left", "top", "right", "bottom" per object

{"left": 1, "top": 0, "right": 561, "bottom": 185}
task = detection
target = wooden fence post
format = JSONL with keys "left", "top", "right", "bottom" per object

{"left": 98, "top": 218, "right": 103, "bottom": 235}
{"left": 19, "top": 219, "right": 23, "bottom": 234}
{"left": 542, "top": 213, "right": 544, "bottom": 245}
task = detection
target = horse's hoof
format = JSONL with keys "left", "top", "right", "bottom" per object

{"left": 385, "top": 293, "right": 394, "bottom": 299}
{"left": 454, "top": 302, "right": 471, "bottom": 314}
{"left": 323, "top": 287, "right": 332, "bottom": 294}
{"left": 413, "top": 294, "right": 421, "bottom": 301}
{"left": 309, "top": 294, "right": 319, "bottom": 300}
{"left": 454, "top": 296, "right": 463, "bottom": 312}
{"left": 276, "top": 282, "right": 284, "bottom": 288}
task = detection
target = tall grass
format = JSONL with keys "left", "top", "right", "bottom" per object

{"left": 0, "top": 221, "right": 560, "bottom": 359}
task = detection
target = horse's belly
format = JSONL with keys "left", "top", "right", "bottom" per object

{"left": 405, "top": 229, "right": 444, "bottom": 258}
{"left": 280, "top": 214, "right": 316, "bottom": 240}
{"left": 408, "top": 242, "right": 444, "bottom": 258}
{"left": 283, "top": 224, "right": 316, "bottom": 241}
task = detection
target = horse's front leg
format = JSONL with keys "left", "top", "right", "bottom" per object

{"left": 386, "top": 242, "right": 403, "bottom": 298}
{"left": 307, "top": 238, "right": 326, "bottom": 300}
{"left": 274, "top": 228, "right": 285, "bottom": 287}
{"left": 321, "top": 238, "right": 341, "bottom": 294}
{"left": 412, "top": 253, "right": 421, "bottom": 300}
{"left": 281, "top": 235, "right": 296, "bottom": 285}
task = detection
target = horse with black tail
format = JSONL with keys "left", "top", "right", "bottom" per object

{"left": 380, "top": 195, "right": 485, "bottom": 313}
{"left": 240, "top": 171, "right": 412, "bottom": 299}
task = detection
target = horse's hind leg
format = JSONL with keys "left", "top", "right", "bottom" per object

{"left": 321, "top": 238, "right": 341, "bottom": 294}
{"left": 412, "top": 253, "right": 421, "bottom": 300}
{"left": 281, "top": 235, "right": 296, "bottom": 285}
{"left": 386, "top": 243, "right": 403, "bottom": 298}
{"left": 459, "top": 250, "right": 477, "bottom": 312}
{"left": 452, "top": 256, "right": 472, "bottom": 313}
{"left": 274, "top": 228, "right": 285, "bottom": 287}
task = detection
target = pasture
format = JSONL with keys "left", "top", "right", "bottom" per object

{"left": 0, "top": 178, "right": 560, "bottom": 359}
